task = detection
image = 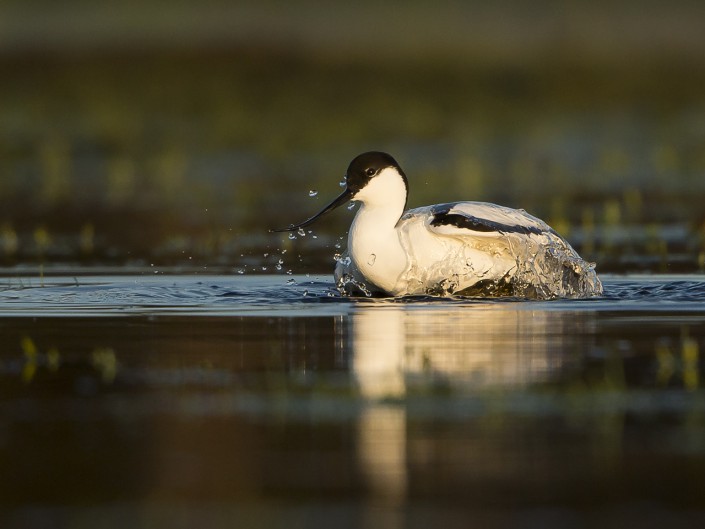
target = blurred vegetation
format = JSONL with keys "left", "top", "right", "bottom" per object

{"left": 1, "top": 1, "right": 705, "bottom": 273}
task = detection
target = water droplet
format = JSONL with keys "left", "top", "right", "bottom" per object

{"left": 334, "top": 253, "right": 351, "bottom": 266}
{"left": 312, "top": 235, "right": 318, "bottom": 239}
{"left": 368, "top": 254, "right": 376, "bottom": 266}
{"left": 261, "top": 266, "right": 267, "bottom": 271}
{"left": 287, "top": 278, "right": 296, "bottom": 284}
{"left": 288, "top": 233, "right": 297, "bottom": 240}
{"left": 236, "top": 269, "right": 245, "bottom": 275}
{"left": 286, "top": 269, "right": 293, "bottom": 275}
{"left": 334, "top": 242, "right": 341, "bottom": 249}
{"left": 308, "top": 189, "right": 318, "bottom": 197}
{"left": 303, "top": 289, "right": 309, "bottom": 297}
{"left": 347, "top": 202, "right": 356, "bottom": 210}
{"left": 339, "top": 178, "right": 347, "bottom": 188}
{"left": 278, "top": 258, "right": 284, "bottom": 265}
{"left": 281, "top": 249, "right": 287, "bottom": 254}
{"left": 263, "top": 252, "right": 269, "bottom": 257}
{"left": 297, "top": 228, "right": 306, "bottom": 237}
{"left": 275, "top": 263, "right": 282, "bottom": 271}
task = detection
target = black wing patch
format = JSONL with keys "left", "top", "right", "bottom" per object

{"left": 429, "top": 206, "right": 547, "bottom": 236}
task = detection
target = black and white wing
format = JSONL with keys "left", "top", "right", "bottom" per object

{"left": 404, "top": 202, "right": 558, "bottom": 238}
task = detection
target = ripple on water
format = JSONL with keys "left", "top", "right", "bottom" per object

{"left": 0, "top": 274, "right": 704, "bottom": 317}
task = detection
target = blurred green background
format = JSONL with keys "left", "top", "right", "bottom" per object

{"left": 2, "top": 0, "right": 705, "bottom": 274}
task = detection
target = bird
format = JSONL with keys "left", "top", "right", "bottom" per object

{"left": 272, "top": 151, "right": 603, "bottom": 299}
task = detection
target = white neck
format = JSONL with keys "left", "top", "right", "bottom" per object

{"left": 347, "top": 168, "right": 408, "bottom": 293}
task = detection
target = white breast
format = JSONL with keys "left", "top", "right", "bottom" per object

{"left": 346, "top": 203, "right": 408, "bottom": 294}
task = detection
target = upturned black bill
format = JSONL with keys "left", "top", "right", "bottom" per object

{"left": 270, "top": 188, "right": 353, "bottom": 232}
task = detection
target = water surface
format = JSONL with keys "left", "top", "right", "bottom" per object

{"left": 2, "top": 274, "right": 705, "bottom": 528}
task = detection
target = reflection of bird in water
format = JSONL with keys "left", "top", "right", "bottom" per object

{"left": 273, "top": 152, "right": 603, "bottom": 299}
{"left": 349, "top": 305, "right": 593, "bottom": 512}
{"left": 350, "top": 306, "right": 582, "bottom": 399}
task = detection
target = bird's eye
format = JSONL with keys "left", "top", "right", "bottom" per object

{"left": 365, "top": 167, "right": 376, "bottom": 177}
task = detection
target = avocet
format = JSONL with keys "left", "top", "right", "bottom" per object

{"left": 272, "top": 152, "right": 602, "bottom": 299}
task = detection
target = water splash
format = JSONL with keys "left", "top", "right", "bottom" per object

{"left": 336, "top": 273, "right": 373, "bottom": 297}
{"left": 308, "top": 190, "right": 318, "bottom": 197}
{"left": 334, "top": 253, "right": 351, "bottom": 266}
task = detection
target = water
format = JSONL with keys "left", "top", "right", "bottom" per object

{"left": 2, "top": 273, "right": 705, "bottom": 528}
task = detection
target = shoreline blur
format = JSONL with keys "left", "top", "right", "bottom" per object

{"left": 1, "top": 1, "right": 704, "bottom": 274}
